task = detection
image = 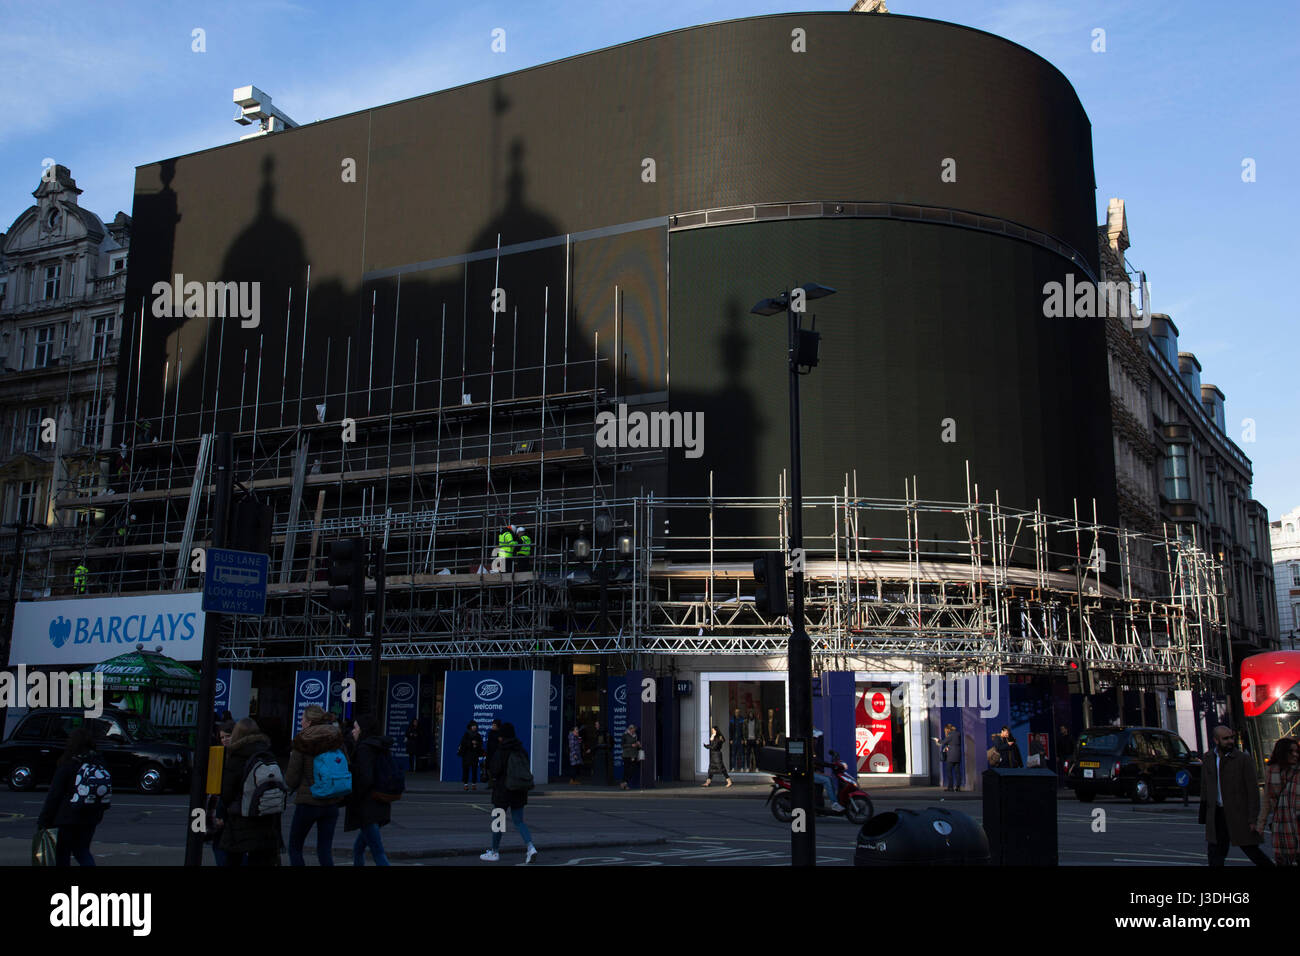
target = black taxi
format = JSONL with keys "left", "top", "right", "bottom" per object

{"left": 1064, "top": 726, "right": 1202, "bottom": 803}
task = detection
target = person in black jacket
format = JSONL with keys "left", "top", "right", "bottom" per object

{"left": 206, "top": 719, "right": 235, "bottom": 865}
{"left": 457, "top": 721, "right": 484, "bottom": 791}
{"left": 484, "top": 719, "right": 501, "bottom": 784}
{"left": 702, "top": 726, "right": 732, "bottom": 787}
{"left": 37, "top": 726, "right": 110, "bottom": 866}
{"left": 479, "top": 722, "right": 537, "bottom": 863}
{"left": 345, "top": 714, "right": 393, "bottom": 866}
{"left": 219, "top": 718, "right": 283, "bottom": 866}
{"left": 993, "top": 726, "right": 1024, "bottom": 769}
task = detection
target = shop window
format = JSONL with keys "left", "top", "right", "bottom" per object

{"left": 855, "top": 683, "right": 908, "bottom": 773}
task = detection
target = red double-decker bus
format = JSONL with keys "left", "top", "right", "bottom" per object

{"left": 1240, "top": 650, "right": 1300, "bottom": 776}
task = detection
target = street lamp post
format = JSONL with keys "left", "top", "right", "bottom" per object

{"left": 752, "top": 282, "right": 835, "bottom": 868}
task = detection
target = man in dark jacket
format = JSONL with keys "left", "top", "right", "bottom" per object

{"left": 285, "top": 705, "right": 348, "bottom": 866}
{"left": 933, "top": 723, "right": 962, "bottom": 790}
{"left": 219, "top": 718, "right": 283, "bottom": 866}
{"left": 345, "top": 714, "right": 393, "bottom": 866}
{"left": 1200, "top": 725, "right": 1273, "bottom": 866}
{"left": 38, "top": 727, "right": 110, "bottom": 866}
{"left": 484, "top": 719, "right": 502, "bottom": 784}
{"left": 480, "top": 722, "right": 537, "bottom": 863}
{"left": 992, "top": 727, "right": 1023, "bottom": 769}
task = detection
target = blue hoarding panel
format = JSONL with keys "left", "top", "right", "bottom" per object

{"left": 203, "top": 548, "right": 269, "bottom": 616}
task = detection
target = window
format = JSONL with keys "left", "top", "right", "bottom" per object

{"left": 1164, "top": 444, "right": 1190, "bottom": 500}
{"left": 31, "top": 325, "right": 54, "bottom": 368}
{"left": 16, "top": 480, "right": 40, "bottom": 522}
{"left": 14, "top": 715, "right": 51, "bottom": 740}
{"left": 83, "top": 396, "right": 106, "bottom": 446}
{"left": 91, "top": 314, "right": 115, "bottom": 359}
{"left": 24, "top": 407, "right": 48, "bottom": 451}
{"left": 111, "top": 257, "right": 126, "bottom": 273}
{"left": 43, "top": 265, "right": 61, "bottom": 301}
{"left": 1205, "top": 477, "right": 1215, "bottom": 522}
{"left": 1292, "top": 564, "right": 1300, "bottom": 588}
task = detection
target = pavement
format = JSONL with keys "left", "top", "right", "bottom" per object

{"left": 0, "top": 773, "right": 1230, "bottom": 866}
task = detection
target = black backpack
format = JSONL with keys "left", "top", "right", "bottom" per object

{"left": 370, "top": 746, "right": 406, "bottom": 803}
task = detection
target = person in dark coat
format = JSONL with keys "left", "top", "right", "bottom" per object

{"left": 1200, "top": 725, "right": 1272, "bottom": 866}
{"left": 567, "top": 726, "right": 584, "bottom": 784}
{"left": 933, "top": 723, "right": 962, "bottom": 790}
{"left": 206, "top": 719, "right": 235, "bottom": 865}
{"left": 457, "top": 721, "right": 484, "bottom": 791}
{"left": 728, "top": 708, "right": 745, "bottom": 771}
{"left": 993, "top": 726, "right": 1023, "bottom": 769}
{"left": 479, "top": 722, "right": 537, "bottom": 863}
{"left": 219, "top": 718, "right": 283, "bottom": 866}
{"left": 37, "top": 726, "right": 110, "bottom": 866}
{"left": 702, "top": 725, "right": 732, "bottom": 787}
{"left": 484, "top": 719, "right": 501, "bottom": 784}
{"left": 621, "top": 725, "right": 643, "bottom": 790}
{"left": 405, "top": 717, "right": 423, "bottom": 773}
{"left": 345, "top": 714, "right": 393, "bottom": 866}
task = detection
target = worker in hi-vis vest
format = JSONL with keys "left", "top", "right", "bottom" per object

{"left": 73, "top": 564, "right": 89, "bottom": 594}
{"left": 515, "top": 526, "right": 532, "bottom": 570}
{"left": 496, "top": 522, "right": 517, "bottom": 568}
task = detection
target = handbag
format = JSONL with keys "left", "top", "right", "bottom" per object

{"left": 637, "top": 748, "right": 646, "bottom": 762}
{"left": 32, "top": 828, "right": 58, "bottom": 867}
{"left": 986, "top": 746, "right": 1001, "bottom": 767}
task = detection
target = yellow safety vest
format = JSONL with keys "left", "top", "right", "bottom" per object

{"left": 517, "top": 534, "right": 532, "bottom": 557}
{"left": 497, "top": 530, "right": 516, "bottom": 558}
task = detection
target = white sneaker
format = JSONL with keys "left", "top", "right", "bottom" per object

{"left": 479, "top": 850, "right": 500, "bottom": 862}
{"left": 524, "top": 844, "right": 538, "bottom": 864}
{"left": 831, "top": 802, "right": 844, "bottom": 812}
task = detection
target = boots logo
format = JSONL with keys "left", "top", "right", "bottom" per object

{"left": 214, "top": 678, "right": 227, "bottom": 698}
{"left": 151, "top": 273, "right": 260, "bottom": 328}
{"left": 614, "top": 684, "right": 627, "bottom": 705}
{"left": 299, "top": 678, "right": 324, "bottom": 700}
{"left": 392, "top": 682, "right": 415, "bottom": 702}
{"left": 476, "top": 679, "right": 503, "bottom": 701}
{"left": 49, "top": 616, "right": 73, "bottom": 648}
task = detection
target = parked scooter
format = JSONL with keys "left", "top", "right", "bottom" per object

{"left": 766, "top": 750, "right": 873, "bottom": 824}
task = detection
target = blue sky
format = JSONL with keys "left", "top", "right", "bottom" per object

{"left": 3, "top": 0, "right": 1297, "bottom": 514}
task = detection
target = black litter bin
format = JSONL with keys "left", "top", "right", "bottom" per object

{"left": 982, "top": 768, "right": 1057, "bottom": 865}
{"left": 854, "top": 807, "right": 989, "bottom": 866}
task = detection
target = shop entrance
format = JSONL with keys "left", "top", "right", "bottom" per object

{"left": 701, "top": 674, "right": 787, "bottom": 774}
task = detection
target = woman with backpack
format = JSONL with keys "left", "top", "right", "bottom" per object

{"left": 219, "top": 718, "right": 285, "bottom": 866}
{"left": 346, "top": 714, "right": 397, "bottom": 866}
{"left": 37, "top": 726, "right": 111, "bottom": 866}
{"left": 479, "top": 722, "right": 538, "bottom": 864}
{"left": 458, "top": 720, "right": 484, "bottom": 791}
{"left": 285, "top": 705, "right": 350, "bottom": 866}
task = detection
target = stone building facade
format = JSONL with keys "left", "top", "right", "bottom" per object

{"left": 1271, "top": 506, "right": 1300, "bottom": 648}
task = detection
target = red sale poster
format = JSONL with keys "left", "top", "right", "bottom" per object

{"left": 855, "top": 687, "right": 893, "bottom": 773}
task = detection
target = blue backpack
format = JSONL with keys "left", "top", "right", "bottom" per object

{"left": 310, "top": 748, "right": 352, "bottom": 800}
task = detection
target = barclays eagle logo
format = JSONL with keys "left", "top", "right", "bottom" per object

{"left": 49, "top": 616, "right": 72, "bottom": 649}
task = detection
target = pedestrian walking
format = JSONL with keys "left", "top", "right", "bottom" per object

{"left": 1200, "top": 725, "right": 1273, "bottom": 867}
{"left": 1257, "top": 736, "right": 1300, "bottom": 866}
{"left": 346, "top": 714, "right": 401, "bottom": 866}
{"left": 702, "top": 725, "right": 733, "bottom": 787}
{"left": 37, "top": 726, "right": 111, "bottom": 867}
{"left": 484, "top": 719, "right": 502, "bottom": 784}
{"left": 933, "top": 723, "right": 962, "bottom": 790}
{"left": 479, "top": 722, "right": 538, "bottom": 863}
{"left": 285, "top": 705, "right": 350, "bottom": 867}
{"left": 567, "top": 725, "right": 584, "bottom": 784}
{"left": 219, "top": 718, "right": 286, "bottom": 866}
{"left": 621, "top": 724, "right": 643, "bottom": 789}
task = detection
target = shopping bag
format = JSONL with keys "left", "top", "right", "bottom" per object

{"left": 32, "top": 828, "right": 58, "bottom": 867}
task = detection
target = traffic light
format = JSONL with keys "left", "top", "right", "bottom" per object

{"left": 328, "top": 537, "right": 367, "bottom": 628}
{"left": 753, "top": 551, "right": 788, "bottom": 617}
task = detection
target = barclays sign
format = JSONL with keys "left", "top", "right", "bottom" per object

{"left": 13, "top": 593, "right": 205, "bottom": 666}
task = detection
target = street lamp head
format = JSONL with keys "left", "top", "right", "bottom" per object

{"left": 572, "top": 537, "right": 592, "bottom": 561}
{"left": 750, "top": 296, "right": 788, "bottom": 317}
{"left": 616, "top": 534, "right": 634, "bottom": 557}
{"left": 799, "top": 282, "right": 837, "bottom": 301}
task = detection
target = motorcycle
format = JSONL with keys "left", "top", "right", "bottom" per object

{"left": 766, "top": 750, "right": 874, "bottom": 824}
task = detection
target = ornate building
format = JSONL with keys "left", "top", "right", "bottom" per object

{"left": 0, "top": 165, "right": 129, "bottom": 601}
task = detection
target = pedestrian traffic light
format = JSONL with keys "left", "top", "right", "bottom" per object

{"left": 328, "top": 537, "right": 367, "bottom": 616}
{"left": 753, "top": 551, "right": 788, "bottom": 617}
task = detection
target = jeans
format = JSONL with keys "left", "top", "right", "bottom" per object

{"left": 54, "top": 823, "right": 96, "bottom": 866}
{"left": 943, "top": 762, "right": 962, "bottom": 788}
{"left": 288, "top": 803, "right": 339, "bottom": 866}
{"left": 814, "top": 773, "right": 838, "bottom": 807}
{"left": 624, "top": 759, "right": 641, "bottom": 789}
{"left": 353, "top": 823, "right": 390, "bottom": 866}
{"left": 491, "top": 807, "right": 533, "bottom": 851}
{"left": 1207, "top": 807, "right": 1274, "bottom": 866}
{"left": 462, "top": 759, "right": 479, "bottom": 784}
